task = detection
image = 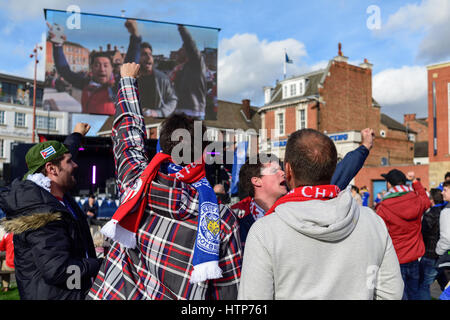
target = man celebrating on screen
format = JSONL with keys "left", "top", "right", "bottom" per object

{"left": 169, "top": 25, "right": 207, "bottom": 119}
{"left": 48, "top": 22, "right": 116, "bottom": 115}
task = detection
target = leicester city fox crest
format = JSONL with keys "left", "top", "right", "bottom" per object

{"left": 198, "top": 201, "right": 220, "bottom": 254}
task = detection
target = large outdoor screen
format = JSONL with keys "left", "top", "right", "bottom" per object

{"left": 43, "top": 9, "right": 219, "bottom": 120}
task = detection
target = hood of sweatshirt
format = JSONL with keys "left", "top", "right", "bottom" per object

{"left": 274, "top": 187, "right": 360, "bottom": 242}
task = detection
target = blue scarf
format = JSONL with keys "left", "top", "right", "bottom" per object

{"left": 158, "top": 141, "right": 222, "bottom": 283}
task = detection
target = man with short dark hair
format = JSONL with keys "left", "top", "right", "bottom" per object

{"left": 238, "top": 128, "right": 403, "bottom": 300}
{"left": 169, "top": 25, "right": 207, "bottom": 119}
{"left": 375, "top": 169, "right": 431, "bottom": 300}
{"left": 232, "top": 128, "right": 374, "bottom": 251}
{"left": 82, "top": 194, "right": 99, "bottom": 226}
{"left": 87, "top": 63, "right": 241, "bottom": 300}
{"left": 48, "top": 19, "right": 144, "bottom": 115}
{"left": 0, "top": 123, "right": 101, "bottom": 300}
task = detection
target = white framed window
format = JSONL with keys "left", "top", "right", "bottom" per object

{"left": 299, "top": 79, "right": 306, "bottom": 95}
{"left": 14, "top": 112, "right": 26, "bottom": 127}
{"left": 36, "top": 116, "right": 56, "bottom": 130}
{"left": 0, "top": 139, "right": 4, "bottom": 158}
{"left": 297, "top": 105, "right": 307, "bottom": 130}
{"left": 0, "top": 110, "right": 5, "bottom": 125}
{"left": 275, "top": 111, "right": 285, "bottom": 137}
{"left": 290, "top": 83, "right": 297, "bottom": 96}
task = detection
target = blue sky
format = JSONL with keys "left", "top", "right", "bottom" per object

{"left": 1, "top": 0, "right": 449, "bottom": 134}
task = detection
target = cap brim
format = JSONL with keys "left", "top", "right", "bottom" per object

{"left": 381, "top": 174, "right": 388, "bottom": 179}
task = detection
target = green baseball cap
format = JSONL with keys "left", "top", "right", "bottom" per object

{"left": 23, "top": 140, "right": 69, "bottom": 180}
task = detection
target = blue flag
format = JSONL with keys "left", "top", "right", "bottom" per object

{"left": 285, "top": 52, "right": 293, "bottom": 64}
{"left": 230, "top": 141, "right": 248, "bottom": 195}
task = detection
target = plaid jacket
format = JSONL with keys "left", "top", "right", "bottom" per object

{"left": 87, "top": 77, "right": 242, "bottom": 300}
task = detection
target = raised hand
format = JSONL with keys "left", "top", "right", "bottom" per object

{"left": 120, "top": 62, "right": 140, "bottom": 78}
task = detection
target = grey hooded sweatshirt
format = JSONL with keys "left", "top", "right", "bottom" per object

{"left": 238, "top": 187, "right": 404, "bottom": 300}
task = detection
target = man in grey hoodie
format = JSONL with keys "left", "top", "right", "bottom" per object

{"left": 238, "top": 128, "right": 404, "bottom": 300}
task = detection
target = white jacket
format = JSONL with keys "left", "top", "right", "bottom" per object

{"left": 238, "top": 187, "right": 404, "bottom": 300}
{"left": 436, "top": 206, "right": 450, "bottom": 256}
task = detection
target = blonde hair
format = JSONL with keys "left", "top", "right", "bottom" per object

{"left": 93, "top": 231, "right": 104, "bottom": 248}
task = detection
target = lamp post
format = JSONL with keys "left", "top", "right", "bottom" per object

{"left": 30, "top": 44, "right": 42, "bottom": 143}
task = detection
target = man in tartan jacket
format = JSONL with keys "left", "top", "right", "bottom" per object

{"left": 87, "top": 63, "right": 241, "bottom": 300}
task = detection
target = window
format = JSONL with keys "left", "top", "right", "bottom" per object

{"left": 14, "top": 112, "right": 26, "bottom": 127}
{"left": 299, "top": 81, "right": 304, "bottom": 95}
{"left": 290, "top": 83, "right": 297, "bottom": 96}
{"left": 36, "top": 116, "right": 56, "bottom": 130}
{"left": 298, "top": 108, "right": 306, "bottom": 129}
{"left": 0, "top": 139, "right": 4, "bottom": 158}
{"left": 0, "top": 110, "right": 5, "bottom": 125}
{"left": 276, "top": 112, "right": 285, "bottom": 136}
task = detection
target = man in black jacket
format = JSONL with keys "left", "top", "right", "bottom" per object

{"left": 418, "top": 188, "right": 445, "bottom": 300}
{"left": 0, "top": 123, "right": 102, "bottom": 300}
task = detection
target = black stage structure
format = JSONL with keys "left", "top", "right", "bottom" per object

{"left": 4, "top": 134, "right": 234, "bottom": 198}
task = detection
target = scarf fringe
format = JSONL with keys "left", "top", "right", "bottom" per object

{"left": 190, "top": 261, "right": 223, "bottom": 284}
{"left": 101, "top": 219, "right": 137, "bottom": 249}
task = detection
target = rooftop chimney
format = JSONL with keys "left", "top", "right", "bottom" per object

{"left": 359, "top": 58, "right": 373, "bottom": 69}
{"left": 241, "top": 99, "right": 251, "bottom": 121}
{"left": 333, "top": 42, "right": 348, "bottom": 63}
{"left": 99, "top": 46, "right": 103, "bottom": 52}
{"left": 107, "top": 43, "right": 111, "bottom": 51}
{"left": 404, "top": 113, "right": 416, "bottom": 124}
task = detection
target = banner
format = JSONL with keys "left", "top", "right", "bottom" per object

{"left": 43, "top": 9, "right": 219, "bottom": 120}
{"left": 230, "top": 140, "right": 248, "bottom": 196}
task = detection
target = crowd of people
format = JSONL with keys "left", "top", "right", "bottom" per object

{"left": 0, "top": 62, "right": 449, "bottom": 300}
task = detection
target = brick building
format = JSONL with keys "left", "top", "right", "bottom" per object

{"left": 258, "top": 46, "right": 414, "bottom": 168}
{"left": 97, "top": 99, "right": 261, "bottom": 156}
{"left": 427, "top": 62, "right": 450, "bottom": 187}
{"left": 403, "top": 113, "right": 429, "bottom": 165}
{"left": 46, "top": 40, "right": 90, "bottom": 74}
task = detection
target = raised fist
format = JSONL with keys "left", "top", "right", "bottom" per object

{"left": 125, "top": 19, "right": 139, "bottom": 37}
{"left": 47, "top": 22, "right": 66, "bottom": 45}
{"left": 120, "top": 62, "right": 140, "bottom": 78}
{"left": 361, "top": 128, "right": 375, "bottom": 150}
{"left": 406, "top": 171, "right": 415, "bottom": 181}
{"left": 73, "top": 122, "right": 91, "bottom": 136}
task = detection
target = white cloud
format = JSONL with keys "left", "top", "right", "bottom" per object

{"left": 373, "top": 65, "right": 428, "bottom": 119}
{"left": 1, "top": 33, "right": 47, "bottom": 81}
{"left": 384, "top": 0, "right": 449, "bottom": 31}
{"left": 217, "top": 33, "right": 308, "bottom": 105}
{"left": 382, "top": 0, "right": 450, "bottom": 62}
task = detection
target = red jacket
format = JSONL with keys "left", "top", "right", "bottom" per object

{"left": 375, "top": 181, "right": 431, "bottom": 264}
{"left": 0, "top": 233, "right": 14, "bottom": 269}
